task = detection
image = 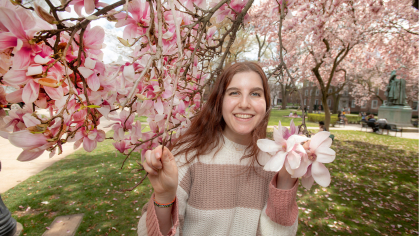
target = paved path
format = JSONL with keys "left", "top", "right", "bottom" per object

{"left": 0, "top": 114, "right": 116, "bottom": 194}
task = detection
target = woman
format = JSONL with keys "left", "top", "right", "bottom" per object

{"left": 137, "top": 62, "right": 299, "bottom": 236}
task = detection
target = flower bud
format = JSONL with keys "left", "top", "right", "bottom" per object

{"left": 34, "top": 3, "right": 56, "bottom": 24}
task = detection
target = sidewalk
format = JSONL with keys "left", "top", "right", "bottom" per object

{"left": 268, "top": 124, "right": 419, "bottom": 139}
{"left": 0, "top": 115, "right": 117, "bottom": 194}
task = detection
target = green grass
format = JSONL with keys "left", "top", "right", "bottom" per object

{"left": 3, "top": 131, "right": 152, "bottom": 236}
{"left": 269, "top": 109, "right": 318, "bottom": 127}
{"left": 134, "top": 116, "right": 148, "bottom": 122}
{"left": 3, "top": 130, "right": 417, "bottom": 235}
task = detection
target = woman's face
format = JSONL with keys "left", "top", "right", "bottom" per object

{"left": 222, "top": 71, "right": 266, "bottom": 145}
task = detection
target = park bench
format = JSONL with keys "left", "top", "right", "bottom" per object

{"left": 388, "top": 124, "right": 403, "bottom": 137}
{"left": 336, "top": 119, "right": 345, "bottom": 127}
{"left": 360, "top": 121, "right": 368, "bottom": 131}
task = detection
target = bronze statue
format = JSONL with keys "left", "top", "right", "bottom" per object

{"left": 384, "top": 70, "right": 407, "bottom": 106}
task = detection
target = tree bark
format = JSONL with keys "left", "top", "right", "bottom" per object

{"left": 322, "top": 94, "right": 331, "bottom": 128}
{"left": 332, "top": 93, "right": 341, "bottom": 114}
{"left": 308, "top": 87, "right": 316, "bottom": 113}
{"left": 280, "top": 84, "right": 288, "bottom": 109}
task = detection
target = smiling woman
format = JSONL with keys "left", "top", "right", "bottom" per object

{"left": 137, "top": 62, "right": 299, "bottom": 236}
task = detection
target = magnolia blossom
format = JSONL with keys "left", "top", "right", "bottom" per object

{"left": 257, "top": 120, "right": 336, "bottom": 190}
{"left": 300, "top": 132, "right": 335, "bottom": 189}
{"left": 257, "top": 120, "right": 308, "bottom": 172}
{"left": 72, "top": 127, "right": 106, "bottom": 152}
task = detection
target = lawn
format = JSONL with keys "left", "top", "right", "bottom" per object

{"left": 268, "top": 109, "right": 318, "bottom": 127}
{"left": 3, "top": 130, "right": 417, "bottom": 235}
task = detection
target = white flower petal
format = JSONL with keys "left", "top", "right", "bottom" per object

{"left": 34, "top": 55, "right": 50, "bottom": 64}
{"left": 287, "top": 151, "right": 301, "bottom": 169}
{"left": 78, "top": 67, "right": 94, "bottom": 78}
{"left": 316, "top": 147, "right": 336, "bottom": 163}
{"left": 311, "top": 161, "right": 331, "bottom": 187}
{"left": 285, "top": 159, "right": 294, "bottom": 175}
{"left": 257, "top": 139, "right": 281, "bottom": 153}
{"left": 26, "top": 65, "right": 43, "bottom": 76}
{"left": 263, "top": 151, "right": 286, "bottom": 172}
{"left": 292, "top": 134, "right": 309, "bottom": 144}
{"left": 273, "top": 122, "right": 284, "bottom": 144}
{"left": 291, "top": 156, "right": 311, "bottom": 178}
{"left": 301, "top": 175, "right": 314, "bottom": 190}
{"left": 309, "top": 131, "right": 331, "bottom": 150}
{"left": 84, "top": 57, "right": 97, "bottom": 69}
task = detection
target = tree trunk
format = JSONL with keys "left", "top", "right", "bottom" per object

{"left": 332, "top": 94, "right": 341, "bottom": 114}
{"left": 308, "top": 87, "right": 316, "bottom": 113}
{"left": 281, "top": 92, "right": 288, "bottom": 110}
{"left": 297, "top": 88, "right": 308, "bottom": 135}
{"left": 280, "top": 84, "right": 288, "bottom": 110}
{"left": 322, "top": 95, "right": 331, "bottom": 130}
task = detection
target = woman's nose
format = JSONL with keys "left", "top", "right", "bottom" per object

{"left": 238, "top": 95, "right": 251, "bottom": 109}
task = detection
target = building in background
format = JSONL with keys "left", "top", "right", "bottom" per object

{"left": 269, "top": 81, "right": 418, "bottom": 117}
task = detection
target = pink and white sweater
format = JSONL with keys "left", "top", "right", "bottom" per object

{"left": 137, "top": 136, "right": 299, "bottom": 236}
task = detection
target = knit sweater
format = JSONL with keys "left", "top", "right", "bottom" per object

{"left": 137, "top": 136, "right": 299, "bottom": 236}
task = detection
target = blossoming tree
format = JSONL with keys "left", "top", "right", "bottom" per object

{"left": 250, "top": 0, "right": 418, "bottom": 129}
{"left": 0, "top": 0, "right": 257, "bottom": 188}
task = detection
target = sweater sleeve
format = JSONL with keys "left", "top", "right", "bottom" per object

{"left": 265, "top": 172, "right": 299, "bottom": 226}
{"left": 258, "top": 172, "right": 299, "bottom": 236}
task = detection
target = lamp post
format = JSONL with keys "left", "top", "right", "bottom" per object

{"left": 0, "top": 194, "right": 16, "bottom": 236}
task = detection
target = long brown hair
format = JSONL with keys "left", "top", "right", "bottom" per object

{"left": 171, "top": 62, "right": 271, "bottom": 171}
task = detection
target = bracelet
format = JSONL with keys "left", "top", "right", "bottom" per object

{"left": 154, "top": 197, "right": 176, "bottom": 208}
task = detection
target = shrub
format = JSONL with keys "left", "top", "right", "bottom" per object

{"left": 345, "top": 114, "right": 362, "bottom": 124}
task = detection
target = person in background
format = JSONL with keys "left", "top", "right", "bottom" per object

{"left": 319, "top": 121, "right": 327, "bottom": 131}
{"left": 377, "top": 118, "right": 390, "bottom": 135}
{"left": 319, "top": 121, "right": 334, "bottom": 140}
{"left": 367, "top": 114, "right": 379, "bottom": 133}
{"left": 341, "top": 109, "right": 348, "bottom": 125}
{"left": 289, "top": 111, "right": 293, "bottom": 117}
{"left": 361, "top": 112, "right": 367, "bottom": 122}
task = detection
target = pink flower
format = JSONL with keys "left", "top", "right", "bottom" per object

{"left": 130, "top": 121, "right": 143, "bottom": 143}
{"left": 8, "top": 130, "right": 53, "bottom": 161}
{"left": 105, "top": 110, "right": 134, "bottom": 141}
{"left": 70, "top": 0, "right": 107, "bottom": 16}
{"left": 257, "top": 120, "right": 308, "bottom": 172}
{"left": 78, "top": 57, "right": 105, "bottom": 91}
{"left": 113, "top": 140, "right": 132, "bottom": 154}
{"left": 2, "top": 105, "right": 33, "bottom": 132}
{"left": 115, "top": 0, "right": 150, "bottom": 43}
{"left": 72, "top": 127, "right": 106, "bottom": 152}
{"left": 300, "top": 131, "right": 335, "bottom": 189}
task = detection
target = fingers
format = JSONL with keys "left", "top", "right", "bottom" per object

{"left": 144, "top": 150, "right": 162, "bottom": 175}
{"left": 155, "top": 145, "right": 174, "bottom": 164}
{"left": 143, "top": 160, "right": 158, "bottom": 176}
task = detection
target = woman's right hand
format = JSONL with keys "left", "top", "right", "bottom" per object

{"left": 143, "top": 145, "right": 178, "bottom": 203}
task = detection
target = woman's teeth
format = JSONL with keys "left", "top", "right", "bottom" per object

{"left": 234, "top": 114, "right": 253, "bottom": 119}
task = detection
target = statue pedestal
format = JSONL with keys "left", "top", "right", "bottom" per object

{"left": 378, "top": 105, "right": 413, "bottom": 126}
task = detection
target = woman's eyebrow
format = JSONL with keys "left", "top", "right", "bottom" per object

{"left": 226, "top": 87, "right": 264, "bottom": 92}
{"left": 250, "top": 87, "right": 264, "bottom": 92}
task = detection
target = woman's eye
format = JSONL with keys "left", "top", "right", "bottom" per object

{"left": 229, "top": 91, "right": 239, "bottom": 96}
{"left": 251, "top": 92, "right": 261, "bottom": 97}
